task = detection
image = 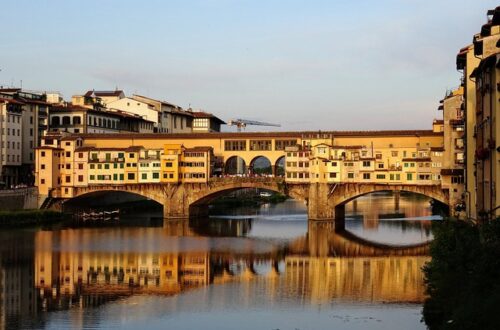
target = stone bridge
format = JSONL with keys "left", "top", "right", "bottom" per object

{"left": 67, "top": 177, "right": 449, "bottom": 222}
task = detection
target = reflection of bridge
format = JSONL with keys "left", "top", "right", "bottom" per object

{"left": 67, "top": 177, "right": 448, "bottom": 223}
{"left": 30, "top": 229, "right": 430, "bottom": 310}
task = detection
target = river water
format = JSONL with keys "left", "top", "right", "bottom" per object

{"left": 0, "top": 192, "right": 438, "bottom": 330}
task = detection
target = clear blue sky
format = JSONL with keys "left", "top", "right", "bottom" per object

{"left": 0, "top": 0, "right": 497, "bottom": 131}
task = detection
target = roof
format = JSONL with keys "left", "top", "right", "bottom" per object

{"left": 35, "top": 146, "right": 63, "bottom": 150}
{"left": 189, "top": 111, "right": 225, "bottom": 124}
{"left": 0, "top": 97, "right": 25, "bottom": 105}
{"left": 71, "top": 129, "right": 443, "bottom": 140}
{"left": 75, "top": 146, "right": 144, "bottom": 152}
{"left": 433, "top": 119, "right": 444, "bottom": 124}
{"left": 184, "top": 146, "right": 214, "bottom": 152}
{"left": 0, "top": 88, "right": 21, "bottom": 93}
{"left": 84, "top": 90, "right": 124, "bottom": 97}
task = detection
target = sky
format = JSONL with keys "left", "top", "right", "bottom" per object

{"left": 0, "top": 0, "right": 497, "bottom": 131}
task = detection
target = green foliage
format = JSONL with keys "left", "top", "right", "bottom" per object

{"left": 423, "top": 220, "right": 500, "bottom": 330}
{"left": 0, "top": 210, "right": 63, "bottom": 227}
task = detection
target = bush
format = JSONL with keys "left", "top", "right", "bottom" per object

{"left": 423, "top": 220, "right": 500, "bottom": 330}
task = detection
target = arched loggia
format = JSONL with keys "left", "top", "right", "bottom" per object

{"left": 249, "top": 156, "right": 272, "bottom": 176}
{"left": 225, "top": 156, "right": 247, "bottom": 175}
{"left": 275, "top": 156, "right": 285, "bottom": 177}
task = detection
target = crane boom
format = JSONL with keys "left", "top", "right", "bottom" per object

{"left": 228, "top": 118, "right": 281, "bottom": 132}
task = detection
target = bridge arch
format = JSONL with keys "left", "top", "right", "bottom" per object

{"left": 330, "top": 183, "right": 449, "bottom": 208}
{"left": 67, "top": 184, "right": 169, "bottom": 210}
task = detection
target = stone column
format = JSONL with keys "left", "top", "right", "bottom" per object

{"left": 307, "top": 183, "right": 334, "bottom": 220}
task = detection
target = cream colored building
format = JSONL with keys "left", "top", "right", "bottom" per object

{"left": 132, "top": 94, "right": 194, "bottom": 134}
{"left": 455, "top": 7, "right": 500, "bottom": 220}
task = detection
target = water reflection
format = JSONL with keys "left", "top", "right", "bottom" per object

{"left": 0, "top": 193, "right": 436, "bottom": 330}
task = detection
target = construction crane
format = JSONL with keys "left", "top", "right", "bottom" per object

{"left": 227, "top": 118, "right": 281, "bottom": 132}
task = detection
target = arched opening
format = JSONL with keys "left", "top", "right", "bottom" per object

{"left": 51, "top": 116, "right": 60, "bottom": 126}
{"left": 275, "top": 156, "right": 285, "bottom": 177}
{"left": 249, "top": 156, "right": 272, "bottom": 176}
{"left": 62, "top": 116, "right": 71, "bottom": 125}
{"left": 188, "top": 185, "right": 307, "bottom": 238}
{"left": 73, "top": 116, "right": 81, "bottom": 125}
{"left": 63, "top": 191, "right": 163, "bottom": 225}
{"left": 339, "top": 190, "right": 445, "bottom": 245}
{"left": 224, "top": 156, "right": 246, "bottom": 175}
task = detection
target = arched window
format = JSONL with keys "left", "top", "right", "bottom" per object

{"left": 73, "top": 116, "right": 81, "bottom": 125}
{"left": 62, "top": 116, "right": 71, "bottom": 125}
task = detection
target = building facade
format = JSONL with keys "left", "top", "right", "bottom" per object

{"left": 35, "top": 129, "right": 446, "bottom": 203}
{"left": 455, "top": 7, "right": 500, "bottom": 220}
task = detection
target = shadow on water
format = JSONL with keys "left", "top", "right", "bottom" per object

{"left": 0, "top": 192, "right": 440, "bottom": 330}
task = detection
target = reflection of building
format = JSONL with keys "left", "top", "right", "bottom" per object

{"left": 0, "top": 232, "right": 37, "bottom": 329}
{"left": 285, "top": 256, "right": 428, "bottom": 303}
{"left": 34, "top": 230, "right": 211, "bottom": 298}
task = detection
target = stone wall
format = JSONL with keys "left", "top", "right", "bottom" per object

{"left": 0, "top": 188, "right": 38, "bottom": 211}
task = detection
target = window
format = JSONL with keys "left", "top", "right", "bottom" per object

{"left": 141, "top": 173, "right": 147, "bottom": 180}
{"left": 377, "top": 163, "right": 384, "bottom": 169}
{"left": 78, "top": 175, "right": 84, "bottom": 182}
{"left": 224, "top": 140, "right": 246, "bottom": 151}
{"left": 41, "top": 164, "right": 45, "bottom": 170}
{"left": 347, "top": 172, "right": 354, "bottom": 179}
{"left": 41, "top": 179, "right": 45, "bottom": 184}
{"left": 406, "top": 173, "right": 413, "bottom": 181}
{"left": 90, "top": 175, "right": 95, "bottom": 180}
{"left": 66, "top": 152, "right": 71, "bottom": 157}
{"left": 329, "top": 172, "right": 337, "bottom": 178}
{"left": 129, "top": 153, "right": 135, "bottom": 158}
{"left": 362, "top": 161, "right": 371, "bottom": 167}
{"left": 127, "top": 173, "right": 135, "bottom": 180}
{"left": 363, "top": 173, "right": 370, "bottom": 180}
{"left": 165, "top": 162, "right": 173, "bottom": 167}
{"left": 90, "top": 164, "right": 95, "bottom": 169}
{"left": 152, "top": 172, "right": 159, "bottom": 179}
{"left": 41, "top": 151, "right": 46, "bottom": 157}
{"left": 78, "top": 163, "right": 84, "bottom": 169}
{"left": 119, "top": 174, "right": 124, "bottom": 180}
{"left": 391, "top": 151, "right": 398, "bottom": 157}
{"left": 104, "top": 164, "right": 110, "bottom": 169}
{"left": 65, "top": 175, "right": 71, "bottom": 183}
{"left": 376, "top": 174, "right": 386, "bottom": 179}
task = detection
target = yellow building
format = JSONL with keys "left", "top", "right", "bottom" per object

{"left": 35, "top": 129, "right": 447, "bottom": 203}
{"left": 161, "top": 144, "right": 182, "bottom": 183}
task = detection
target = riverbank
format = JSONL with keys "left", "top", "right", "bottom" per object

{"left": 423, "top": 219, "right": 500, "bottom": 330}
{"left": 0, "top": 209, "right": 64, "bottom": 228}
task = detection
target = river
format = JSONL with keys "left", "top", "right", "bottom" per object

{"left": 0, "top": 192, "right": 438, "bottom": 329}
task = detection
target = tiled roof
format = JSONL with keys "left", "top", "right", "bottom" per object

{"left": 72, "top": 130, "right": 442, "bottom": 140}
{"left": 84, "top": 90, "right": 124, "bottom": 97}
